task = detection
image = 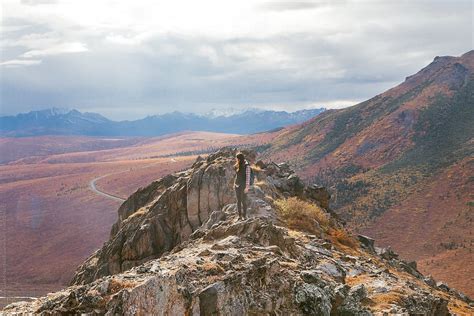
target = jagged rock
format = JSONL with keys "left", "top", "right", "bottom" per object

{"left": 72, "top": 149, "right": 337, "bottom": 285}
{"left": 316, "top": 260, "right": 346, "bottom": 283}
{"left": 376, "top": 246, "right": 399, "bottom": 260}
{"left": 193, "top": 155, "right": 205, "bottom": 166}
{"left": 294, "top": 283, "right": 332, "bottom": 316}
{"left": 277, "top": 162, "right": 291, "bottom": 172}
{"left": 300, "top": 270, "right": 328, "bottom": 287}
{"left": 110, "top": 173, "right": 177, "bottom": 236}
{"left": 5, "top": 148, "right": 474, "bottom": 315}
{"left": 396, "top": 260, "right": 423, "bottom": 279}
{"left": 423, "top": 275, "right": 437, "bottom": 287}
{"left": 454, "top": 291, "right": 472, "bottom": 304}
{"left": 287, "top": 174, "right": 305, "bottom": 196}
{"left": 402, "top": 294, "right": 449, "bottom": 316}
{"left": 332, "top": 284, "right": 350, "bottom": 308}
{"left": 437, "top": 281, "right": 451, "bottom": 292}
{"left": 336, "top": 284, "right": 372, "bottom": 315}
{"left": 304, "top": 184, "right": 331, "bottom": 209}
{"left": 349, "top": 284, "right": 368, "bottom": 302}
{"left": 357, "top": 234, "right": 376, "bottom": 253}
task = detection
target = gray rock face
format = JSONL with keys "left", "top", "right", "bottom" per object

{"left": 357, "top": 235, "right": 376, "bottom": 253}
{"left": 294, "top": 283, "right": 332, "bottom": 316}
{"left": 199, "top": 283, "right": 220, "bottom": 316}
{"left": 335, "top": 284, "right": 372, "bottom": 315}
{"left": 423, "top": 275, "right": 437, "bottom": 287}
{"left": 304, "top": 184, "right": 331, "bottom": 209}
{"left": 401, "top": 294, "right": 450, "bottom": 316}
{"left": 316, "top": 261, "right": 346, "bottom": 284}
{"left": 375, "top": 246, "right": 398, "bottom": 260}
{"left": 4, "top": 148, "right": 473, "bottom": 315}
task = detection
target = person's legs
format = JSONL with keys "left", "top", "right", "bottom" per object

{"left": 242, "top": 191, "right": 247, "bottom": 219}
{"left": 235, "top": 187, "right": 242, "bottom": 218}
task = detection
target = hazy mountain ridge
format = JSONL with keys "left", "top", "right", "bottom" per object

{"left": 0, "top": 108, "right": 325, "bottom": 137}
{"left": 259, "top": 50, "right": 474, "bottom": 296}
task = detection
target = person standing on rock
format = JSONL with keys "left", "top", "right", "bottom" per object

{"left": 234, "top": 152, "right": 251, "bottom": 220}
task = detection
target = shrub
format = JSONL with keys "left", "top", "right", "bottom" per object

{"left": 200, "top": 262, "right": 225, "bottom": 275}
{"left": 251, "top": 164, "right": 263, "bottom": 172}
{"left": 329, "top": 227, "right": 358, "bottom": 248}
{"left": 275, "top": 197, "right": 330, "bottom": 234}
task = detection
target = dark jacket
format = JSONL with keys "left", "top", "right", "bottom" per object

{"left": 234, "top": 160, "right": 250, "bottom": 189}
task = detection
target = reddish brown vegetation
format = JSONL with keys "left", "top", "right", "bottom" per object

{"left": 0, "top": 131, "right": 262, "bottom": 306}
{"left": 260, "top": 51, "right": 474, "bottom": 297}
{"left": 360, "top": 158, "right": 474, "bottom": 295}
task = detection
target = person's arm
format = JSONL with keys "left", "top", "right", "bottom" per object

{"left": 245, "top": 164, "right": 251, "bottom": 192}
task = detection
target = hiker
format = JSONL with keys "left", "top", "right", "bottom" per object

{"left": 234, "top": 152, "right": 251, "bottom": 220}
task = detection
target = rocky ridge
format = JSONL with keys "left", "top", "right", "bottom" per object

{"left": 4, "top": 148, "right": 473, "bottom": 315}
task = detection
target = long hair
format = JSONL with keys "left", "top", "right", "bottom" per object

{"left": 234, "top": 152, "right": 245, "bottom": 172}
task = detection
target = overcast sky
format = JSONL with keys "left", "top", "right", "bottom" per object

{"left": 1, "top": 0, "right": 472, "bottom": 120}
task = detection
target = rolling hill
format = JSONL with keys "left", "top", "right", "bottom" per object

{"left": 260, "top": 50, "right": 474, "bottom": 296}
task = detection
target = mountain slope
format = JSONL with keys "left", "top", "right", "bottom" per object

{"left": 260, "top": 50, "right": 474, "bottom": 296}
{"left": 0, "top": 108, "right": 325, "bottom": 137}
{"left": 4, "top": 149, "right": 473, "bottom": 315}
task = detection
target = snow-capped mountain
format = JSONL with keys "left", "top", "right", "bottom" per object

{"left": 0, "top": 107, "right": 325, "bottom": 136}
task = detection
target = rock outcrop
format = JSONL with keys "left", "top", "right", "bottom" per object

{"left": 71, "top": 149, "right": 318, "bottom": 285}
{"left": 4, "top": 148, "right": 473, "bottom": 315}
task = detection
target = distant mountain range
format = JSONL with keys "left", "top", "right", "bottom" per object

{"left": 0, "top": 107, "right": 325, "bottom": 137}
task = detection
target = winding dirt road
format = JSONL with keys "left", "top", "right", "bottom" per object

{"left": 89, "top": 174, "right": 126, "bottom": 202}
{"left": 88, "top": 158, "right": 181, "bottom": 203}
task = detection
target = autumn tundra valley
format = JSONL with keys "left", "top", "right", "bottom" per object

{"left": 0, "top": 132, "right": 276, "bottom": 308}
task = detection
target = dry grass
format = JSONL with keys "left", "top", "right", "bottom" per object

{"left": 329, "top": 227, "right": 358, "bottom": 248}
{"left": 275, "top": 197, "right": 330, "bottom": 234}
{"left": 251, "top": 164, "right": 263, "bottom": 172}
{"left": 275, "top": 197, "right": 359, "bottom": 249}
{"left": 200, "top": 262, "right": 225, "bottom": 275}
{"left": 367, "top": 292, "right": 404, "bottom": 309}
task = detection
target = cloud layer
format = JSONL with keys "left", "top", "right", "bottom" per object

{"left": 1, "top": 0, "right": 472, "bottom": 119}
